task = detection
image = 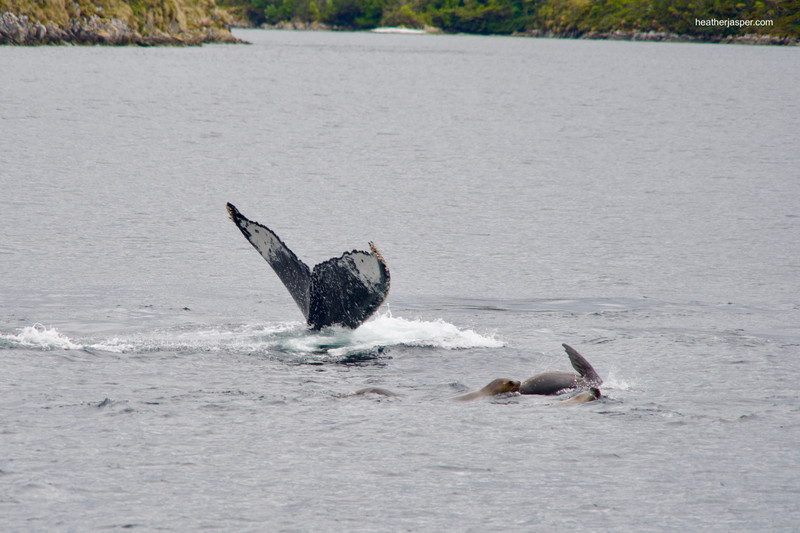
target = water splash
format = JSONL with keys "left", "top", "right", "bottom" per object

{"left": 1, "top": 314, "right": 504, "bottom": 362}
{"left": 602, "top": 370, "right": 632, "bottom": 391}
{"left": 278, "top": 314, "right": 503, "bottom": 359}
{"left": 356, "top": 314, "right": 503, "bottom": 350}
{"left": 0, "top": 323, "right": 83, "bottom": 350}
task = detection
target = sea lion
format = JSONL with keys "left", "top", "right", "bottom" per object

{"left": 519, "top": 343, "right": 602, "bottom": 395}
{"left": 554, "top": 387, "right": 602, "bottom": 405}
{"left": 452, "top": 378, "right": 521, "bottom": 402}
{"left": 227, "top": 203, "right": 390, "bottom": 330}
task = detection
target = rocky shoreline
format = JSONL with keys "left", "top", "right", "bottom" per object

{"left": 253, "top": 22, "right": 798, "bottom": 46}
{"left": 516, "top": 28, "right": 799, "bottom": 46}
{"left": 0, "top": 11, "right": 242, "bottom": 46}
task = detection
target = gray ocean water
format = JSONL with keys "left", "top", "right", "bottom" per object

{"left": 2, "top": 29, "right": 800, "bottom": 531}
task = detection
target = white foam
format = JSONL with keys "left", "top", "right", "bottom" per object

{"left": 354, "top": 314, "right": 504, "bottom": 350}
{"left": 2, "top": 315, "right": 503, "bottom": 360}
{"left": 1, "top": 324, "right": 83, "bottom": 351}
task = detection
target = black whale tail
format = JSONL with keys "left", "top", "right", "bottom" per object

{"left": 227, "top": 203, "right": 390, "bottom": 330}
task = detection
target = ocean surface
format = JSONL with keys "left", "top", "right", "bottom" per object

{"left": 1, "top": 29, "right": 799, "bottom": 531}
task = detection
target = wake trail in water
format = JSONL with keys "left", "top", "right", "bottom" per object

{"left": 0, "top": 314, "right": 504, "bottom": 362}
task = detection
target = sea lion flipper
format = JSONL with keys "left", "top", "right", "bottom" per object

{"left": 562, "top": 343, "right": 602, "bottom": 386}
{"left": 309, "top": 243, "right": 390, "bottom": 329}
{"left": 227, "top": 203, "right": 312, "bottom": 319}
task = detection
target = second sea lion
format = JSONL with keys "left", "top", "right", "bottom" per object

{"left": 452, "top": 378, "right": 521, "bottom": 402}
{"left": 554, "top": 387, "right": 602, "bottom": 405}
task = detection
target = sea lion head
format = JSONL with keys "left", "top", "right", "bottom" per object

{"left": 485, "top": 378, "right": 521, "bottom": 395}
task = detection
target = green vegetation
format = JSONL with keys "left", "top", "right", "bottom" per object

{"left": 219, "top": 0, "right": 800, "bottom": 40}
{"left": 1, "top": 0, "right": 240, "bottom": 44}
{"left": 3, "top": 0, "right": 796, "bottom": 44}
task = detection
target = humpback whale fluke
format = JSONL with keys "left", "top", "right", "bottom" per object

{"left": 226, "top": 203, "right": 390, "bottom": 330}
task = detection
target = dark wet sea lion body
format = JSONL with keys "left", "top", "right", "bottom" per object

{"left": 519, "top": 371, "right": 583, "bottom": 395}
{"left": 520, "top": 344, "right": 602, "bottom": 395}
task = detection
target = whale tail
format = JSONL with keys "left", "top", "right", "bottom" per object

{"left": 226, "top": 203, "right": 390, "bottom": 330}
{"left": 562, "top": 344, "right": 603, "bottom": 386}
